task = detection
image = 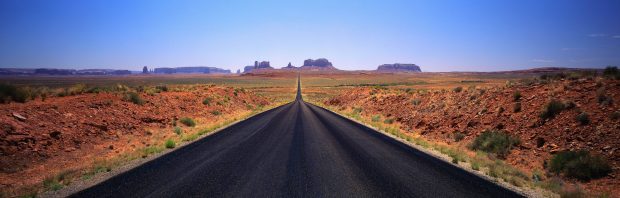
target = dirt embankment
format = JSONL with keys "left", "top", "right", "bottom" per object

{"left": 325, "top": 78, "right": 620, "bottom": 195}
{"left": 0, "top": 85, "right": 269, "bottom": 195}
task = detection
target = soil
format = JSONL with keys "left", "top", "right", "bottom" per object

{"left": 324, "top": 78, "right": 620, "bottom": 195}
{"left": 0, "top": 85, "right": 269, "bottom": 195}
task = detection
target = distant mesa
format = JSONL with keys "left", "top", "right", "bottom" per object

{"left": 376, "top": 63, "right": 421, "bottom": 73}
{"left": 302, "top": 58, "right": 333, "bottom": 67}
{"left": 299, "top": 58, "right": 337, "bottom": 70}
{"left": 76, "top": 69, "right": 131, "bottom": 75}
{"left": 153, "top": 66, "right": 231, "bottom": 74}
{"left": 0, "top": 68, "right": 131, "bottom": 75}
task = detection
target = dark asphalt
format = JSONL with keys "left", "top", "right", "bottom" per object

{"left": 72, "top": 76, "right": 522, "bottom": 198}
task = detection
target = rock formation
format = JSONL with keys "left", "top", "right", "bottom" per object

{"left": 376, "top": 63, "right": 421, "bottom": 72}
{"left": 243, "top": 66, "right": 254, "bottom": 73}
{"left": 302, "top": 58, "right": 333, "bottom": 67}
{"left": 282, "top": 62, "right": 297, "bottom": 69}
{"left": 299, "top": 58, "right": 337, "bottom": 70}
{"left": 256, "top": 61, "right": 273, "bottom": 69}
{"left": 246, "top": 61, "right": 274, "bottom": 71}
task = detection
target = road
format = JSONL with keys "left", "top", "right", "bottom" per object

{"left": 72, "top": 76, "right": 522, "bottom": 198}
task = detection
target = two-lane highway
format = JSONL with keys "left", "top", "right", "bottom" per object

{"left": 72, "top": 76, "right": 522, "bottom": 197}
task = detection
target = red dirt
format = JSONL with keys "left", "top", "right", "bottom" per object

{"left": 325, "top": 78, "right": 620, "bottom": 195}
{"left": 0, "top": 85, "right": 269, "bottom": 195}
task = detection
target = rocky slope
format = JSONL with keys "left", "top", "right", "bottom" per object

{"left": 324, "top": 77, "right": 620, "bottom": 195}
{"left": 0, "top": 85, "right": 269, "bottom": 195}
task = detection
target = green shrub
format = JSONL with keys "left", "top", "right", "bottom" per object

{"left": 156, "top": 85, "right": 168, "bottom": 92}
{"left": 513, "top": 91, "right": 522, "bottom": 102}
{"left": 453, "top": 86, "right": 463, "bottom": 93}
{"left": 43, "top": 177, "right": 64, "bottom": 191}
{"left": 576, "top": 112, "right": 590, "bottom": 125}
{"left": 469, "top": 130, "right": 520, "bottom": 159}
{"left": 540, "top": 99, "right": 565, "bottom": 120}
{"left": 411, "top": 98, "right": 421, "bottom": 105}
{"left": 173, "top": 127, "right": 182, "bottom": 135}
{"left": 179, "top": 117, "right": 196, "bottom": 127}
{"left": 125, "top": 92, "right": 144, "bottom": 105}
{"left": 67, "top": 84, "right": 87, "bottom": 95}
{"left": 352, "top": 107, "right": 363, "bottom": 114}
{"left": 0, "top": 83, "right": 30, "bottom": 103}
{"left": 384, "top": 118, "right": 394, "bottom": 124}
{"left": 603, "top": 66, "right": 618, "bottom": 77}
{"left": 549, "top": 150, "right": 611, "bottom": 181}
{"left": 453, "top": 132, "right": 465, "bottom": 142}
{"left": 140, "top": 145, "right": 164, "bottom": 158}
{"left": 211, "top": 110, "right": 221, "bottom": 116}
{"left": 371, "top": 115, "right": 381, "bottom": 122}
{"left": 202, "top": 97, "right": 212, "bottom": 105}
{"left": 471, "top": 161, "right": 480, "bottom": 171}
{"left": 165, "top": 139, "right": 176, "bottom": 149}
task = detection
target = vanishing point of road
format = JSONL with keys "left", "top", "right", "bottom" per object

{"left": 72, "top": 76, "right": 522, "bottom": 198}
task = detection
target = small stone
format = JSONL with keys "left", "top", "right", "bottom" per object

{"left": 12, "top": 112, "right": 26, "bottom": 121}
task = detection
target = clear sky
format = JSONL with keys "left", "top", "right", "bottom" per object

{"left": 1, "top": 0, "right": 619, "bottom": 72}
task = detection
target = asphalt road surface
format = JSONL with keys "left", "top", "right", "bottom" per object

{"left": 72, "top": 76, "right": 522, "bottom": 198}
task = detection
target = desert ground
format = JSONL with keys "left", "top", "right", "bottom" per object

{"left": 1, "top": 70, "right": 619, "bottom": 197}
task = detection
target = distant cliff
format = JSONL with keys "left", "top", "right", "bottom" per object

{"left": 243, "top": 65, "right": 254, "bottom": 73}
{"left": 0, "top": 68, "right": 131, "bottom": 75}
{"left": 153, "top": 66, "right": 231, "bottom": 74}
{"left": 376, "top": 63, "right": 421, "bottom": 72}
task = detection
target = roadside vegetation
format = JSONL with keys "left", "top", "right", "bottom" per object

{"left": 0, "top": 77, "right": 291, "bottom": 197}
{"left": 469, "top": 130, "right": 520, "bottom": 159}
{"left": 308, "top": 70, "right": 619, "bottom": 197}
{"left": 549, "top": 150, "right": 611, "bottom": 181}
{"left": 179, "top": 117, "right": 196, "bottom": 127}
{"left": 165, "top": 139, "right": 176, "bottom": 148}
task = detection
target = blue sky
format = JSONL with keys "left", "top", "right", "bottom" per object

{"left": 1, "top": 0, "right": 619, "bottom": 72}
